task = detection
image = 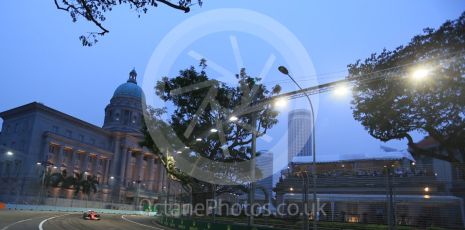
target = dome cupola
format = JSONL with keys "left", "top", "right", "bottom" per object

{"left": 112, "top": 68, "right": 143, "bottom": 99}
{"left": 103, "top": 69, "right": 144, "bottom": 133}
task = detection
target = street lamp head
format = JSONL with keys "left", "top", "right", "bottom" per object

{"left": 333, "top": 83, "right": 351, "bottom": 97}
{"left": 210, "top": 128, "right": 218, "bottom": 133}
{"left": 36, "top": 162, "right": 42, "bottom": 165}
{"left": 110, "top": 176, "right": 115, "bottom": 180}
{"left": 6, "top": 151, "right": 13, "bottom": 156}
{"left": 278, "top": 66, "right": 289, "bottom": 75}
{"left": 412, "top": 68, "right": 429, "bottom": 81}
{"left": 195, "top": 138, "right": 202, "bottom": 142}
{"left": 229, "top": 116, "right": 238, "bottom": 122}
{"left": 274, "top": 98, "right": 288, "bottom": 108}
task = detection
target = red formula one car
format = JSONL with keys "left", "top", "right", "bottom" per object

{"left": 83, "top": 210, "right": 101, "bottom": 220}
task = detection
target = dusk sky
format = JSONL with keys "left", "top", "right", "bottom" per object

{"left": 1, "top": 0, "right": 464, "bottom": 173}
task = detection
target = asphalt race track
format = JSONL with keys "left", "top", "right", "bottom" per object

{"left": 0, "top": 211, "right": 170, "bottom": 230}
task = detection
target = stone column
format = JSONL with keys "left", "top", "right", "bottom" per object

{"left": 135, "top": 153, "right": 144, "bottom": 181}
{"left": 103, "top": 158, "right": 110, "bottom": 184}
{"left": 66, "top": 149, "right": 75, "bottom": 177}
{"left": 110, "top": 137, "right": 121, "bottom": 178}
{"left": 124, "top": 150, "right": 133, "bottom": 185}
{"left": 81, "top": 152, "right": 90, "bottom": 173}
{"left": 120, "top": 148, "right": 129, "bottom": 186}
{"left": 42, "top": 138, "right": 50, "bottom": 163}
{"left": 147, "top": 157, "right": 155, "bottom": 191}
{"left": 91, "top": 154, "right": 99, "bottom": 175}
{"left": 56, "top": 145, "right": 64, "bottom": 170}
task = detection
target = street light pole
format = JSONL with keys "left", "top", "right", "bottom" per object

{"left": 278, "top": 66, "right": 317, "bottom": 230}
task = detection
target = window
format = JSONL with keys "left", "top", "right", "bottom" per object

{"left": 48, "top": 144, "right": 58, "bottom": 154}
{"left": 124, "top": 110, "right": 130, "bottom": 124}
{"left": 132, "top": 116, "right": 137, "bottom": 124}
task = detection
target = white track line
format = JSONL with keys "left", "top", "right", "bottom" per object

{"left": 1, "top": 218, "right": 33, "bottom": 230}
{"left": 38, "top": 214, "right": 70, "bottom": 230}
{"left": 121, "top": 215, "right": 163, "bottom": 229}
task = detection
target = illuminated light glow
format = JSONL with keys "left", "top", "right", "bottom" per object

{"left": 411, "top": 162, "right": 416, "bottom": 166}
{"left": 333, "top": 83, "right": 351, "bottom": 97}
{"left": 290, "top": 187, "right": 294, "bottom": 191}
{"left": 210, "top": 128, "right": 218, "bottom": 133}
{"left": 110, "top": 176, "right": 115, "bottom": 180}
{"left": 424, "top": 186, "right": 430, "bottom": 192}
{"left": 195, "top": 138, "right": 202, "bottom": 141}
{"left": 412, "top": 68, "right": 430, "bottom": 81}
{"left": 424, "top": 195, "right": 431, "bottom": 199}
{"left": 184, "top": 146, "right": 190, "bottom": 149}
{"left": 176, "top": 151, "right": 182, "bottom": 154}
{"left": 36, "top": 162, "right": 42, "bottom": 165}
{"left": 6, "top": 151, "right": 13, "bottom": 156}
{"left": 229, "top": 116, "right": 238, "bottom": 122}
{"left": 274, "top": 98, "right": 288, "bottom": 108}
{"left": 53, "top": 166, "right": 57, "bottom": 169}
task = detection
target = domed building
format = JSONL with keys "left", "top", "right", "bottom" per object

{"left": 0, "top": 70, "right": 179, "bottom": 209}
{"left": 103, "top": 69, "right": 144, "bottom": 133}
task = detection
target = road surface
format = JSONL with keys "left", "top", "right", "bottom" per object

{"left": 0, "top": 210, "right": 169, "bottom": 230}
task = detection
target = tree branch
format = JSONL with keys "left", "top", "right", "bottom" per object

{"left": 404, "top": 133, "right": 460, "bottom": 163}
{"left": 156, "top": 0, "right": 191, "bottom": 13}
{"left": 80, "top": 0, "right": 109, "bottom": 35}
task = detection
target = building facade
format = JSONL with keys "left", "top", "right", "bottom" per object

{"left": 256, "top": 150, "right": 274, "bottom": 203}
{"left": 288, "top": 109, "right": 312, "bottom": 163}
{"left": 274, "top": 152, "right": 465, "bottom": 229}
{"left": 0, "top": 70, "right": 173, "bottom": 208}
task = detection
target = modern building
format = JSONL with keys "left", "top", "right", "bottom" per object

{"left": 0, "top": 70, "right": 176, "bottom": 209}
{"left": 256, "top": 150, "right": 274, "bottom": 203}
{"left": 288, "top": 109, "right": 312, "bottom": 163}
{"left": 274, "top": 149, "right": 465, "bottom": 229}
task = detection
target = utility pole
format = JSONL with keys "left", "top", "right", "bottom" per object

{"left": 386, "top": 165, "right": 396, "bottom": 230}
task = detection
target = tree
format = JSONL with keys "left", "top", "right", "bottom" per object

{"left": 140, "top": 60, "right": 281, "bottom": 206}
{"left": 53, "top": 0, "right": 203, "bottom": 46}
{"left": 347, "top": 11, "right": 465, "bottom": 163}
{"left": 74, "top": 172, "right": 99, "bottom": 198}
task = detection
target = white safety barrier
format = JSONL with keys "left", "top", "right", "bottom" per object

{"left": 5, "top": 204, "right": 157, "bottom": 216}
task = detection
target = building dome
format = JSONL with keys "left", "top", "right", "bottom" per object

{"left": 113, "top": 82, "right": 143, "bottom": 99}
{"left": 103, "top": 69, "right": 144, "bottom": 133}
{"left": 112, "top": 69, "right": 142, "bottom": 99}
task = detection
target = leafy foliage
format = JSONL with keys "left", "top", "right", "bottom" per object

{"left": 74, "top": 172, "right": 99, "bottom": 196}
{"left": 347, "top": 12, "right": 465, "bottom": 163}
{"left": 53, "top": 0, "right": 203, "bottom": 46}
{"left": 140, "top": 60, "right": 281, "bottom": 201}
